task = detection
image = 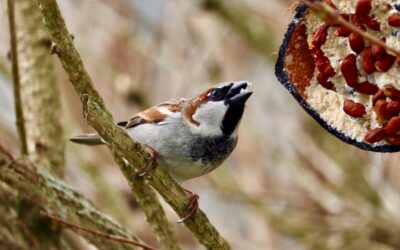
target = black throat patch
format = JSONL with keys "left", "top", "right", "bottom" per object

{"left": 221, "top": 104, "right": 245, "bottom": 135}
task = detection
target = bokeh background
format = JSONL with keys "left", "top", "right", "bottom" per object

{"left": 1, "top": 0, "right": 400, "bottom": 249}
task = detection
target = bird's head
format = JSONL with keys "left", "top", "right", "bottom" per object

{"left": 184, "top": 81, "right": 252, "bottom": 137}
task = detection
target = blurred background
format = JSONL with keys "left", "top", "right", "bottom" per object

{"left": 1, "top": 0, "right": 400, "bottom": 249}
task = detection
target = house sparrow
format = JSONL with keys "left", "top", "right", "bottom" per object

{"left": 70, "top": 81, "right": 252, "bottom": 222}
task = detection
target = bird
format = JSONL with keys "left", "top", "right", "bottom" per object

{"left": 70, "top": 81, "right": 252, "bottom": 222}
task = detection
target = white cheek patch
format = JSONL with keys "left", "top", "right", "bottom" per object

{"left": 192, "top": 101, "right": 227, "bottom": 137}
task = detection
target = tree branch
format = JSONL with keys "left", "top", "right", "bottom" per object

{"left": 34, "top": 0, "right": 180, "bottom": 247}
{"left": 7, "top": 0, "right": 28, "bottom": 154}
{"left": 0, "top": 145, "right": 148, "bottom": 250}
{"left": 112, "top": 152, "right": 182, "bottom": 250}
{"left": 37, "top": 0, "right": 231, "bottom": 248}
{"left": 36, "top": 0, "right": 181, "bottom": 248}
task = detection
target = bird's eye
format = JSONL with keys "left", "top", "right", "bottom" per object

{"left": 210, "top": 89, "right": 219, "bottom": 97}
{"left": 207, "top": 88, "right": 227, "bottom": 101}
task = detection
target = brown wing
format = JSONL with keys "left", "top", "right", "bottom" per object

{"left": 157, "top": 98, "right": 186, "bottom": 111}
{"left": 121, "top": 98, "right": 187, "bottom": 129}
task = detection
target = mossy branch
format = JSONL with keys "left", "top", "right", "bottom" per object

{"left": 37, "top": 0, "right": 231, "bottom": 248}
{"left": 0, "top": 146, "right": 148, "bottom": 250}
{"left": 35, "top": 0, "right": 180, "bottom": 248}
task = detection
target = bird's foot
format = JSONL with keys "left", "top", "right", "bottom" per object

{"left": 177, "top": 188, "right": 199, "bottom": 223}
{"left": 138, "top": 146, "right": 158, "bottom": 177}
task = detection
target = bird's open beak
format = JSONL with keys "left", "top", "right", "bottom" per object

{"left": 224, "top": 81, "right": 253, "bottom": 105}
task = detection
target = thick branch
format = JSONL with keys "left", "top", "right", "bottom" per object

{"left": 36, "top": 0, "right": 181, "bottom": 248}
{"left": 0, "top": 146, "right": 146, "bottom": 250}
{"left": 34, "top": 0, "right": 179, "bottom": 246}
{"left": 37, "top": 0, "right": 231, "bottom": 248}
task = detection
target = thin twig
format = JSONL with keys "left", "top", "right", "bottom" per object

{"left": 7, "top": 0, "right": 28, "bottom": 154}
{"left": 40, "top": 211, "right": 156, "bottom": 250}
{"left": 302, "top": 0, "right": 400, "bottom": 57}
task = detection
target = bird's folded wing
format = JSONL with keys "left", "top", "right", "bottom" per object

{"left": 121, "top": 98, "right": 187, "bottom": 129}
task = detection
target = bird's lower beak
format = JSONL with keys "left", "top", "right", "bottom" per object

{"left": 228, "top": 91, "right": 253, "bottom": 105}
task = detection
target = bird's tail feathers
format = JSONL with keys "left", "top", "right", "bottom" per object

{"left": 69, "top": 133, "right": 106, "bottom": 146}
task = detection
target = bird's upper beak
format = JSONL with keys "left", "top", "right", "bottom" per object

{"left": 223, "top": 81, "right": 253, "bottom": 106}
